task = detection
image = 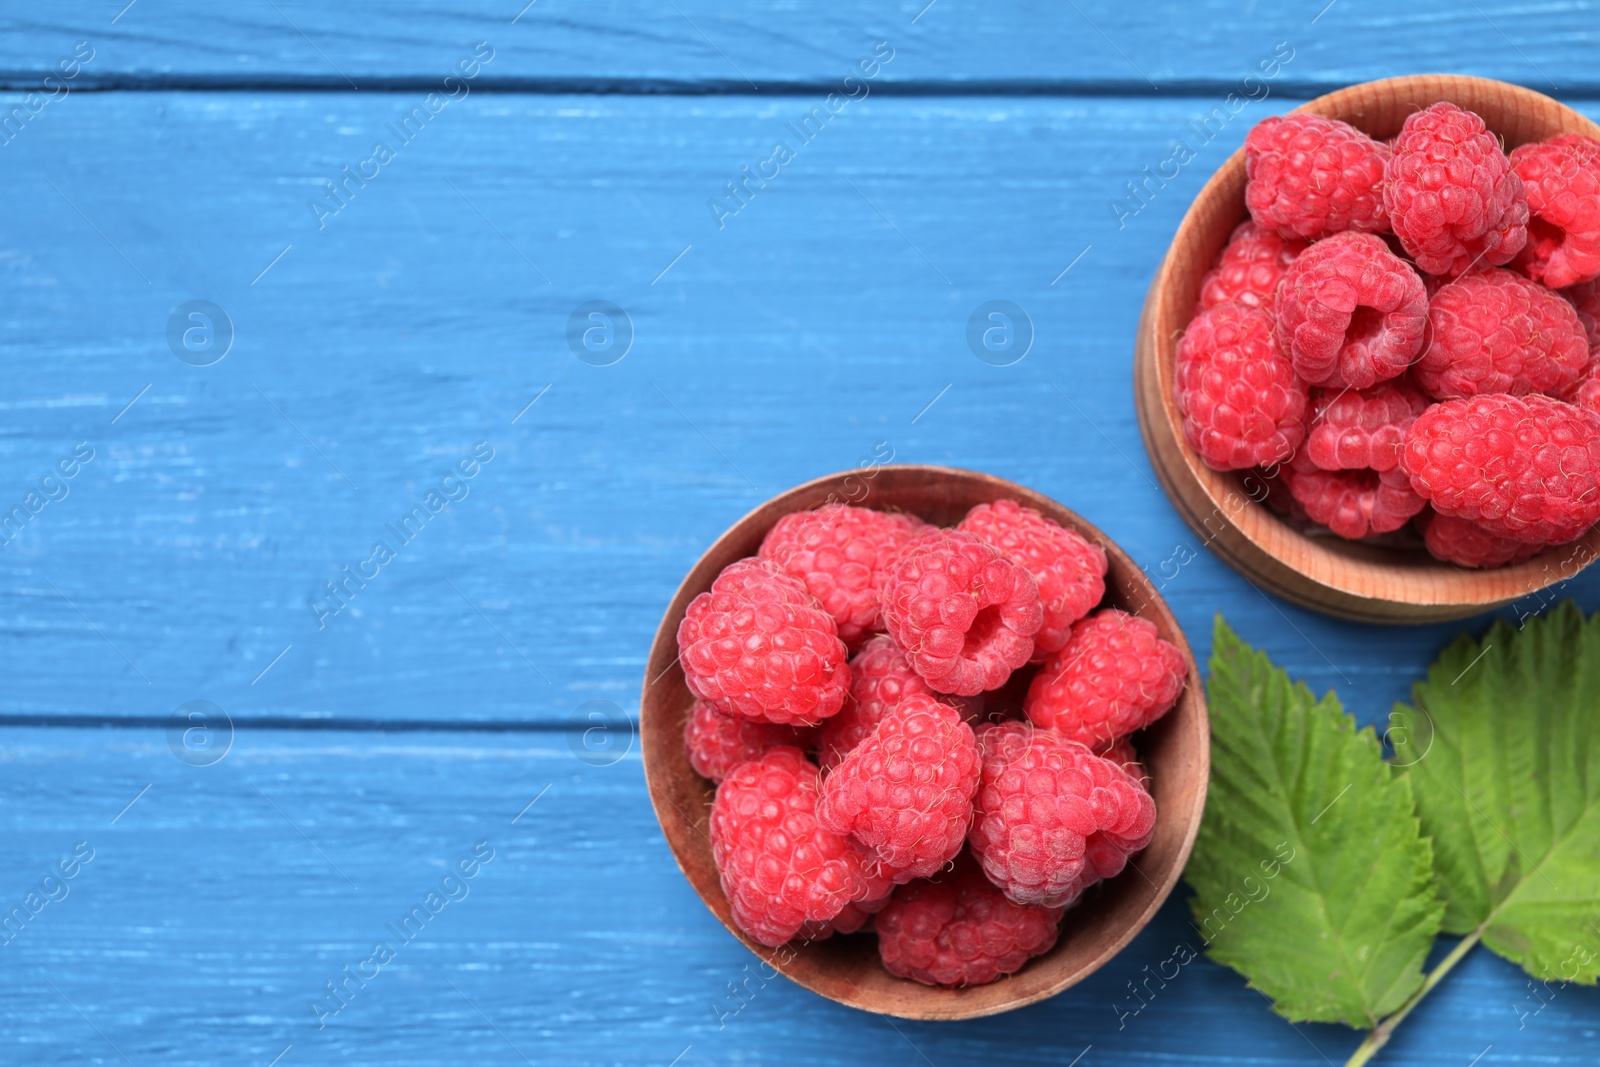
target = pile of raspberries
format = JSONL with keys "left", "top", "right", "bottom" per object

{"left": 677, "top": 499, "right": 1184, "bottom": 987}
{"left": 1177, "top": 103, "right": 1600, "bottom": 567}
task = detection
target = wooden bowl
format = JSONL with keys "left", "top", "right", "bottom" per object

{"left": 640, "top": 466, "right": 1209, "bottom": 1020}
{"left": 1134, "top": 75, "right": 1600, "bottom": 623}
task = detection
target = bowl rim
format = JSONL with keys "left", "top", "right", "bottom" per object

{"left": 1134, "top": 74, "right": 1600, "bottom": 623}
{"left": 639, "top": 464, "right": 1209, "bottom": 1020}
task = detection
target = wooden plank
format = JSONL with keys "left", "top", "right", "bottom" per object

{"left": 1, "top": 91, "right": 1596, "bottom": 726}
{"left": 0, "top": 1, "right": 1597, "bottom": 93}
{"left": 2, "top": 726, "right": 1597, "bottom": 1065}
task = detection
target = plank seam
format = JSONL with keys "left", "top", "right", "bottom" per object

{"left": 0, "top": 715, "right": 593, "bottom": 732}
{"left": 4, "top": 75, "right": 1599, "bottom": 99}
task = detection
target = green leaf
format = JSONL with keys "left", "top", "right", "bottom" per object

{"left": 1188, "top": 620, "right": 1443, "bottom": 1028}
{"left": 1393, "top": 601, "right": 1600, "bottom": 985}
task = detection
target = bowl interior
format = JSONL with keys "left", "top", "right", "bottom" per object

{"left": 640, "top": 465, "right": 1209, "bottom": 1020}
{"left": 1137, "top": 75, "right": 1600, "bottom": 621}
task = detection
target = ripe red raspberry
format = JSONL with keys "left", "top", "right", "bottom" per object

{"left": 1415, "top": 269, "right": 1588, "bottom": 399}
{"left": 1306, "top": 378, "right": 1430, "bottom": 472}
{"left": 1560, "top": 281, "right": 1600, "bottom": 410}
{"left": 709, "top": 746, "right": 876, "bottom": 946}
{"left": 1563, "top": 277, "right": 1600, "bottom": 348}
{"left": 875, "top": 861, "right": 1062, "bottom": 987}
{"left": 805, "top": 884, "right": 895, "bottom": 939}
{"left": 684, "top": 699, "right": 813, "bottom": 782}
{"left": 1419, "top": 268, "right": 1449, "bottom": 300}
{"left": 1245, "top": 114, "right": 1392, "bottom": 240}
{"left": 817, "top": 635, "right": 933, "bottom": 770}
{"left": 816, "top": 694, "right": 980, "bottom": 882}
{"left": 1417, "top": 509, "right": 1543, "bottom": 569}
{"left": 1253, "top": 464, "right": 1312, "bottom": 523}
{"left": 1275, "top": 231, "right": 1429, "bottom": 390}
{"left": 1509, "top": 134, "right": 1600, "bottom": 289}
{"left": 880, "top": 530, "right": 1042, "bottom": 696}
{"left": 1281, "top": 464, "right": 1427, "bottom": 539}
{"left": 1095, "top": 736, "right": 1147, "bottom": 785}
{"left": 969, "top": 722, "right": 1157, "bottom": 907}
{"left": 677, "top": 558, "right": 849, "bottom": 726}
{"left": 957, "top": 499, "right": 1108, "bottom": 657}
{"left": 1385, "top": 102, "right": 1529, "bottom": 277}
{"left": 949, "top": 664, "right": 1034, "bottom": 731}
{"left": 1401, "top": 393, "right": 1600, "bottom": 544}
{"left": 759, "top": 504, "right": 932, "bottom": 647}
{"left": 1023, "top": 610, "right": 1185, "bottom": 748}
{"left": 1175, "top": 301, "right": 1308, "bottom": 470}
{"left": 1196, "top": 221, "right": 1308, "bottom": 314}
{"left": 1563, "top": 359, "right": 1600, "bottom": 415}
{"left": 816, "top": 635, "right": 982, "bottom": 771}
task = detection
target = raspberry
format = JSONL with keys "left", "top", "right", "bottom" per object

{"left": 759, "top": 504, "right": 932, "bottom": 647}
{"left": 1385, "top": 102, "right": 1529, "bottom": 277}
{"left": 1415, "top": 269, "right": 1589, "bottom": 399}
{"left": 815, "top": 636, "right": 930, "bottom": 770}
{"left": 1417, "top": 509, "right": 1543, "bottom": 569}
{"left": 1563, "top": 359, "right": 1600, "bottom": 415}
{"left": 1401, "top": 393, "right": 1600, "bottom": 544}
{"left": 1244, "top": 114, "right": 1392, "bottom": 240}
{"left": 954, "top": 666, "right": 1033, "bottom": 731}
{"left": 1306, "top": 378, "right": 1430, "bottom": 472}
{"left": 1419, "top": 269, "right": 1449, "bottom": 300}
{"left": 1175, "top": 301, "right": 1308, "bottom": 470}
{"left": 806, "top": 884, "right": 894, "bottom": 939}
{"left": 879, "top": 530, "right": 1042, "bottom": 697}
{"left": 816, "top": 635, "right": 983, "bottom": 771}
{"left": 1095, "top": 736, "right": 1147, "bottom": 784}
{"left": 1509, "top": 134, "right": 1600, "bottom": 289}
{"left": 1253, "top": 464, "right": 1312, "bottom": 523}
{"left": 969, "top": 722, "right": 1157, "bottom": 907}
{"left": 1023, "top": 610, "right": 1186, "bottom": 748}
{"left": 957, "top": 499, "right": 1108, "bottom": 657}
{"left": 1282, "top": 464, "right": 1427, "bottom": 539}
{"left": 875, "top": 861, "right": 1062, "bottom": 987}
{"left": 816, "top": 694, "right": 981, "bottom": 882}
{"left": 684, "top": 699, "right": 812, "bottom": 782}
{"left": 677, "top": 558, "right": 849, "bottom": 726}
{"left": 1275, "top": 231, "right": 1429, "bottom": 390}
{"left": 709, "top": 746, "right": 877, "bottom": 946}
{"left": 1196, "top": 221, "right": 1308, "bottom": 314}
{"left": 1557, "top": 279, "right": 1600, "bottom": 411}
{"left": 1564, "top": 277, "right": 1600, "bottom": 348}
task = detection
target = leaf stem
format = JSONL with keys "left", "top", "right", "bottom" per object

{"left": 1342, "top": 927, "right": 1484, "bottom": 1067}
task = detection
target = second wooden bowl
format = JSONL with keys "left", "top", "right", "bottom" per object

{"left": 640, "top": 465, "right": 1208, "bottom": 1020}
{"left": 1134, "top": 74, "right": 1600, "bottom": 624}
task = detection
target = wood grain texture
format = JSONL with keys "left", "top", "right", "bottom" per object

{"left": 2, "top": 726, "right": 1598, "bottom": 1066}
{"left": 6, "top": 4, "right": 1600, "bottom": 1060}
{"left": 641, "top": 466, "right": 1208, "bottom": 1018}
{"left": 0, "top": 726, "right": 1587, "bottom": 1067}
{"left": 2, "top": 90, "right": 1598, "bottom": 726}
{"left": 3, "top": 1, "right": 1600, "bottom": 92}
{"left": 1135, "top": 76, "right": 1600, "bottom": 622}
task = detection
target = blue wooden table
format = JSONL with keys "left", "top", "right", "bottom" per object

{"left": 3, "top": 3, "right": 1599, "bottom": 1064}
